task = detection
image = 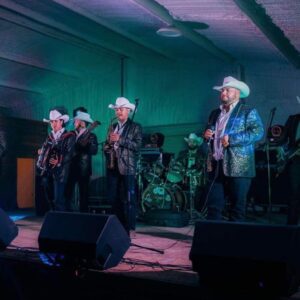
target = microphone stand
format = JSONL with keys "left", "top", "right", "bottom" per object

{"left": 263, "top": 107, "right": 276, "bottom": 220}
{"left": 122, "top": 99, "right": 164, "bottom": 255}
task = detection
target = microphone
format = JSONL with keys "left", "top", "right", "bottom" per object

{"left": 207, "top": 125, "right": 215, "bottom": 144}
{"left": 271, "top": 107, "right": 277, "bottom": 113}
{"left": 135, "top": 98, "right": 140, "bottom": 106}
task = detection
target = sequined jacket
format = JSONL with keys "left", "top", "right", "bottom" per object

{"left": 206, "top": 101, "right": 264, "bottom": 178}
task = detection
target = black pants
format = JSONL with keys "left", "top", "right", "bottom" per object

{"left": 287, "top": 157, "right": 300, "bottom": 225}
{"left": 65, "top": 175, "right": 90, "bottom": 212}
{"left": 206, "top": 160, "right": 252, "bottom": 221}
{"left": 107, "top": 168, "right": 137, "bottom": 233}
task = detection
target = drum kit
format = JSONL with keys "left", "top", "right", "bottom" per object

{"left": 136, "top": 156, "right": 207, "bottom": 221}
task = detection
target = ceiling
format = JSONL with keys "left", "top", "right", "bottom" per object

{"left": 0, "top": 0, "right": 299, "bottom": 113}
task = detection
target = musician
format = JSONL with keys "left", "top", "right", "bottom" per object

{"left": 173, "top": 133, "right": 207, "bottom": 211}
{"left": 37, "top": 107, "right": 75, "bottom": 211}
{"left": 104, "top": 97, "right": 142, "bottom": 236}
{"left": 0, "top": 128, "right": 6, "bottom": 176}
{"left": 203, "top": 76, "right": 264, "bottom": 221}
{"left": 0, "top": 133, "right": 5, "bottom": 157}
{"left": 285, "top": 114, "right": 300, "bottom": 225}
{"left": 65, "top": 108, "right": 99, "bottom": 212}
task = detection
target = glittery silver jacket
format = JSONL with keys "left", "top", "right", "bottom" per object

{"left": 206, "top": 101, "right": 264, "bottom": 178}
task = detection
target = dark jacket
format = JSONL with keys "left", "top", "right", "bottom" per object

{"left": 105, "top": 119, "right": 143, "bottom": 175}
{"left": 69, "top": 130, "right": 98, "bottom": 177}
{"left": 0, "top": 130, "right": 6, "bottom": 158}
{"left": 37, "top": 130, "right": 76, "bottom": 183}
{"left": 177, "top": 146, "right": 207, "bottom": 172}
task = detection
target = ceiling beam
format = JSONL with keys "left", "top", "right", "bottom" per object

{"left": 0, "top": 55, "right": 79, "bottom": 80}
{"left": 0, "top": 1, "right": 170, "bottom": 61}
{"left": 52, "top": 0, "right": 176, "bottom": 60}
{"left": 234, "top": 0, "right": 300, "bottom": 69}
{"left": 133, "top": 0, "right": 236, "bottom": 63}
{"left": 0, "top": 82, "right": 43, "bottom": 95}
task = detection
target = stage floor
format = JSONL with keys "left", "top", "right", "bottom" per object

{"left": 1, "top": 209, "right": 300, "bottom": 300}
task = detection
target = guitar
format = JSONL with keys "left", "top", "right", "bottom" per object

{"left": 276, "top": 145, "right": 300, "bottom": 176}
{"left": 78, "top": 120, "right": 101, "bottom": 146}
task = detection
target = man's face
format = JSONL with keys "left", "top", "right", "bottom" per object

{"left": 188, "top": 140, "right": 198, "bottom": 150}
{"left": 220, "top": 87, "right": 240, "bottom": 105}
{"left": 74, "top": 119, "right": 86, "bottom": 130}
{"left": 50, "top": 119, "right": 63, "bottom": 132}
{"left": 115, "top": 107, "right": 130, "bottom": 123}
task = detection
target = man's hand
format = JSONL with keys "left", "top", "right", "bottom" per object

{"left": 204, "top": 129, "right": 214, "bottom": 140}
{"left": 221, "top": 135, "right": 229, "bottom": 148}
{"left": 49, "top": 155, "right": 59, "bottom": 168}
{"left": 109, "top": 133, "right": 120, "bottom": 143}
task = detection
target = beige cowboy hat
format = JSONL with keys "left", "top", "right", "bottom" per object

{"left": 213, "top": 76, "right": 250, "bottom": 98}
{"left": 108, "top": 97, "right": 135, "bottom": 111}
{"left": 74, "top": 111, "right": 94, "bottom": 123}
{"left": 43, "top": 107, "right": 69, "bottom": 123}
{"left": 184, "top": 133, "right": 203, "bottom": 145}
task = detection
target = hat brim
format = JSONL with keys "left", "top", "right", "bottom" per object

{"left": 74, "top": 116, "right": 94, "bottom": 123}
{"left": 43, "top": 115, "right": 69, "bottom": 123}
{"left": 213, "top": 81, "right": 250, "bottom": 98}
{"left": 108, "top": 103, "right": 136, "bottom": 111}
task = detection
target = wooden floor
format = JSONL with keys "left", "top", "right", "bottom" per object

{"left": 1, "top": 208, "right": 300, "bottom": 300}
{"left": 10, "top": 212, "right": 198, "bottom": 286}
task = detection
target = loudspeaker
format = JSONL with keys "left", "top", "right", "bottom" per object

{"left": 0, "top": 208, "right": 18, "bottom": 250}
{"left": 189, "top": 221, "right": 300, "bottom": 297}
{"left": 38, "top": 211, "right": 130, "bottom": 270}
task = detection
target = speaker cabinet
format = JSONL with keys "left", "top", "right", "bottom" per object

{"left": 0, "top": 208, "right": 18, "bottom": 250}
{"left": 189, "top": 221, "right": 300, "bottom": 297}
{"left": 38, "top": 212, "right": 130, "bottom": 270}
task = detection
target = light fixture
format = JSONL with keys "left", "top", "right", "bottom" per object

{"left": 156, "top": 26, "right": 182, "bottom": 38}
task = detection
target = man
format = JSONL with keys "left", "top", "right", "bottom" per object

{"left": 104, "top": 97, "right": 142, "bottom": 236}
{"left": 172, "top": 133, "right": 207, "bottom": 216}
{"left": 65, "top": 108, "right": 99, "bottom": 212}
{"left": 203, "top": 76, "right": 264, "bottom": 221}
{"left": 37, "top": 106, "right": 75, "bottom": 211}
{"left": 0, "top": 132, "right": 5, "bottom": 158}
{"left": 284, "top": 114, "right": 300, "bottom": 225}
{"left": 0, "top": 128, "right": 6, "bottom": 178}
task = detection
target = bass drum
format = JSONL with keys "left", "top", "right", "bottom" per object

{"left": 141, "top": 183, "right": 186, "bottom": 213}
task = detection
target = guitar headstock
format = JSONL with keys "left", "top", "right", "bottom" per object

{"left": 89, "top": 121, "right": 101, "bottom": 131}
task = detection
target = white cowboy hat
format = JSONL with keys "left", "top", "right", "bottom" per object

{"left": 213, "top": 76, "right": 250, "bottom": 98}
{"left": 74, "top": 111, "right": 94, "bottom": 123}
{"left": 43, "top": 109, "right": 69, "bottom": 123}
{"left": 108, "top": 97, "right": 135, "bottom": 111}
{"left": 184, "top": 133, "right": 203, "bottom": 145}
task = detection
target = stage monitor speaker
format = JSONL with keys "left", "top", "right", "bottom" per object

{"left": 38, "top": 212, "right": 130, "bottom": 270}
{"left": 0, "top": 208, "right": 19, "bottom": 250}
{"left": 189, "top": 221, "right": 300, "bottom": 297}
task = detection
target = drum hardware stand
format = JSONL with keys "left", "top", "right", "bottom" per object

{"left": 187, "top": 173, "right": 205, "bottom": 224}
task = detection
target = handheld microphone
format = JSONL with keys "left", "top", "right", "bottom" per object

{"left": 207, "top": 125, "right": 215, "bottom": 144}
{"left": 271, "top": 107, "right": 277, "bottom": 113}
